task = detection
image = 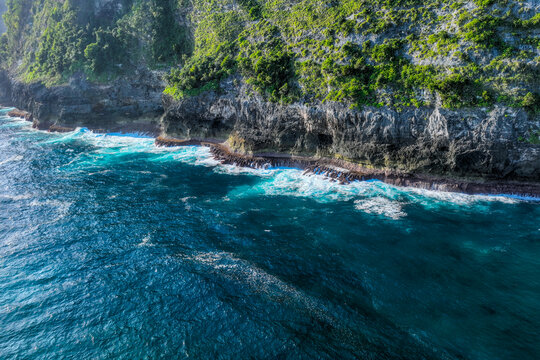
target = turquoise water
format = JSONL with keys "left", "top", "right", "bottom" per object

{"left": 1, "top": 109, "right": 539, "bottom": 359}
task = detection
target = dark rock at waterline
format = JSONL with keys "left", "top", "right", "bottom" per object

{"left": 0, "top": 69, "right": 164, "bottom": 135}
{"left": 155, "top": 136, "right": 208, "bottom": 147}
{"left": 48, "top": 125, "right": 75, "bottom": 133}
{"left": 156, "top": 135, "right": 540, "bottom": 197}
{"left": 7, "top": 109, "right": 32, "bottom": 121}
{"left": 2, "top": 69, "right": 539, "bottom": 194}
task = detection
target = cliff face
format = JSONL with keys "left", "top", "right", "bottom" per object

{"left": 158, "top": 0, "right": 540, "bottom": 183}
{"left": 2, "top": 67, "right": 538, "bottom": 183}
{"left": 162, "top": 84, "right": 540, "bottom": 182}
{"left": 0, "top": 69, "right": 164, "bottom": 134}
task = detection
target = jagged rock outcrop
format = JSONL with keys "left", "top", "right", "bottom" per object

{"left": 3, "top": 68, "right": 539, "bottom": 190}
{"left": 0, "top": 69, "right": 165, "bottom": 135}
{"left": 162, "top": 83, "right": 540, "bottom": 182}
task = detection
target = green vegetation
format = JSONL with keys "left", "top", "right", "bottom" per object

{"left": 165, "top": 42, "right": 236, "bottom": 98}
{"left": 237, "top": 22, "right": 297, "bottom": 103}
{"left": 26, "top": 3, "right": 87, "bottom": 82}
{"left": 1, "top": 0, "right": 192, "bottom": 84}
{"left": 163, "top": 0, "right": 539, "bottom": 110}
{"left": 522, "top": 92, "right": 540, "bottom": 113}
{"left": 84, "top": 27, "right": 133, "bottom": 74}
{"left": 149, "top": 0, "right": 191, "bottom": 63}
{"left": 1, "top": 0, "right": 539, "bottom": 111}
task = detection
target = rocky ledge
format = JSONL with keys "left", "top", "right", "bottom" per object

{"left": 48, "top": 125, "right": 76, "bottom": 133}
{"left": 7, "top": 109, "right": 32, "bottom": 121}
{"left": 4, "top": 104, "right": 540, "bottom": 197}
{"left": 2, "top": 73, "right": 539, "bottom": 197}
{"left": 155, "top": 138, "right": 540, "bottom": 197}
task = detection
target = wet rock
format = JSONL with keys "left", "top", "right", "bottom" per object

{"left": 154, "top": 135, "right": 540, "bottom": 196}
{"left": 48, "top": 125, "right": 75, "bottom": 133}
{"left": 7, "top": 109, "right": 32, "bottom": 121}
{"left": 155, "top": 136, "right": 205, "bottom": 147}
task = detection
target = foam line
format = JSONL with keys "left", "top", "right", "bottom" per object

{"left": 2, "top": 115, "right": 536, "bottom": 205}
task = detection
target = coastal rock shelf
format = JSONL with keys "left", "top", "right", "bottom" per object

{"left": 7, "top": 109, "right": 32, "bottom": 121}
{"left": 155, "top": 135, "right": 540, "bottom": 198}
{"left": 161, "top": 83, "right": 540, "bottom": 185}
{"left": 2, "top": 106, "right": 539, "bottom": 198}
{"left": 48, "top": 125, "right": 75, "bottom": 133}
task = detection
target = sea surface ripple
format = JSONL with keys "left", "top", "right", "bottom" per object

{"left": 0, "top": 109, "right": 539, "bottom": 359}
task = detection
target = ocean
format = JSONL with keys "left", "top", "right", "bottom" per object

{"left": 1, "top": 108, "right": 539, "bottom": 359}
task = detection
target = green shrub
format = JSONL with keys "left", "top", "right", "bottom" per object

{"left": 238, "top": 0, "right": 262, "bottom": 20}
{"left": 370, "top": 39, "right": 403, "bottom": 63}
{"left": 462, "top": 15, "right": 502, "bottom": 48}
{"left": 237, "top": 23, "right": 297, "bottom": 103}
{"left": 149, "top": 0, "right": 191, "bottom": 63}
{"left": 29, "top": 4, "right": 87, "bottom": 79}
{"left": 84, "top": 27, "right": 134, "bottom": 74}
{"left": 165, "top": 43, "right": 236, "bottom": 99}
{"left": 436, "top": 73, "right": 482, "bottom": 108}
{"left": 522, "top": 92, "right": 540, "bottom": 113}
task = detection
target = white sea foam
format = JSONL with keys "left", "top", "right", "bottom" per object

{"left": 405, "top": 187, "right": 521, "bottom": 206}
{"left": 0, "top": 155, "right": 24, "bottom": 165}
{"left": 44, "top": 128, "right": 155, "bottom": 149}
{"left": 137, "top": 234, "right": 154, "bottom": 247}
{"left": 171, "top": 146, "right": 220, "bottom": 167}
{"left": 219, "top": 164, "right": 533, "bottom": 219}
{"left": 10, "top": 125, "right": 533, "bottom": 209}
{"left": 55, "top": 129, "right": 185, "bottom": 170}
{"left": 0, "top": 193, "right": 33, "bottom": 201}
{"left": 228, "top": 170, "right": 374, "bottom": 202}
{"left": 53, "top": 129, "right": 536, "bottom": 207}
{"left": 0, "top": 116, "right": 32, "bottom": 129}
{"left": 354, "top": 197, "right": 407, "bottom": 220}
{"left": 213, "top": 163, "right": 276, "bottom": 177}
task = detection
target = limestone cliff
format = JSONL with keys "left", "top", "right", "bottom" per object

{"left": 162, "top": 83, "right": 540, "bottom": 183}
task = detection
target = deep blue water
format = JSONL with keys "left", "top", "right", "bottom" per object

{"left": 1, "top": 108, "right": 539, "bottom": 360}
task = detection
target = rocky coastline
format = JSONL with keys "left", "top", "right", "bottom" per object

{"left": 155, "top": 136, "right": 540, "bottom": 197}
{"left": 2, "top": 104, "right": 538, "bottom": 197}
{"left": 2, "top": 71, "right": 539, "bottom": 198}
{"left": 0, "top": 70, "right": 164, "bottom": 135}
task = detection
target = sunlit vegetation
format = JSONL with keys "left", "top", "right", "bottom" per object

{"left": 1, "top": 0, "right": 539, "bottom": 111}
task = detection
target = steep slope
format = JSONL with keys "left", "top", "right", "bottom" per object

{"left": 166, "top": 0, "right": 540, "bottom": 111}
{"left": 1, "top": 0, "right": 191, "bottom": 83}
{"left": 0, "top": 0, "right": 192, "bottom": 131}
